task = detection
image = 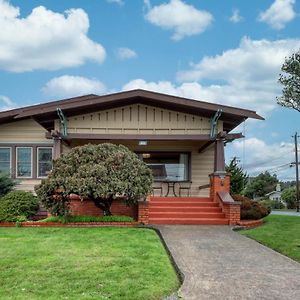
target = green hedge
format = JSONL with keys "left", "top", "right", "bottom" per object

{"left": 0, "top": 191, "right": 39, "bottom": 222}
{"left": 40, "top": 215, "right": 134, "bottom": 224}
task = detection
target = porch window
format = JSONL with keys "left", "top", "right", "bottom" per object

{"left": 0, "top": 147, "right": 11, "bottom": 175}
{"left": 139, "top": 152, "right": 190, "bottom": 181}
{"left": 37, "top": 147, "right": 53, "bottom": 177}
{"left": 16, "top": 147, "right": 32, "bottom": 178}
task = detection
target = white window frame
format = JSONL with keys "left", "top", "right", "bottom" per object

{"left": 16, "top": 147, "right": 33, "bottom": 179}
{"left": 37, "top": 147, "right": 53, "bottom": 178}
{"left": 0, "top": 147, "right": 12, "bottom": 176}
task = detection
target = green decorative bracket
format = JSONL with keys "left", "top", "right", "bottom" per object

{"left": 210, "top": 109, "right": 222, "bottom": 138}
{"left": 57, "top": 108, "right": 68, "bottom": 137}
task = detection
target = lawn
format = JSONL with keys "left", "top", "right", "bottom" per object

{"left": 0, "top": 227, "right": 179, "bottom": 300}
{"left": 241, "top": 215, "right": 300, "bottom": 263}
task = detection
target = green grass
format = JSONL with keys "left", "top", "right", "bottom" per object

{"left": 0, "top": 228, "right": 179, "bottom": 300}
{"left": 40, "top": 215, "right": 134, "bottom": 223}
{"left": 241, "top": 215, "right": 300, "bottom": 263}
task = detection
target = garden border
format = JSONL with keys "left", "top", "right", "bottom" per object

{"left": 0, "top": 221, "right": 138, "bottom": 227}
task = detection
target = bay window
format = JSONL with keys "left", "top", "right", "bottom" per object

{"left": 0, "top": 147, "right": 11, "bottom": 175}
{"left": 37, "top": 147, "right": 53, "bottom": 177}
{"left": 16, "top": 147, "right": 32, "bottom": 178}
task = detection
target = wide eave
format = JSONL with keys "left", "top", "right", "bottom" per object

{"left": 0, "top": 89, "right": 264, "bottom": 132}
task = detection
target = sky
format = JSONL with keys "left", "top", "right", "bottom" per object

{"left": 0, "top": 0, "right": 299, "bottom": 181}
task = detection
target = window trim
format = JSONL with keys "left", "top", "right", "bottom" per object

{"left": 37, "top": 147, "right": 53, "bottom": 178}
{"left": 16, "top": 147, "right": 33, "bottom": 179}
{"left": 0, "top": 147, "right": 12, "bottom": 176}
{"left": 136, "top": 151, "right": 191, "bottom": 182}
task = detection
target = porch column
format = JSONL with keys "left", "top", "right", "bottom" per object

{"left": 51, "top": 130, "right": 62, "bottom": 159}
{"left": 210, "top": 135, "right": 230, "bottom": 201}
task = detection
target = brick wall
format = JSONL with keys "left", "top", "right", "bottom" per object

{"left": 69, "top": 196, "right": 137, "bottom": 219}
{"left": 137, "top": 199, "right": 149, "bottom": 224}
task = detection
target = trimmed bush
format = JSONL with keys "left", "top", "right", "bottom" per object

{"left": 0, "top": 191, "right": 39, "bottom": 222}
{"left": 41, "top": 215, "right": 134, "bottom": 224}
{"left": 232, "top": 194, "right": 271, "bottom": 220}
{"left": 0, "top": 172, "right": 15, "bottom": 198}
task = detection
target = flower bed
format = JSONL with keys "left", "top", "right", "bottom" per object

{"left": 0, "top": 221, "right": 138, "bottom": 227}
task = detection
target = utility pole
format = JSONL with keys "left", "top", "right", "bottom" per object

{"left": 293, "top": 133, "right": 299, "bottom": 212}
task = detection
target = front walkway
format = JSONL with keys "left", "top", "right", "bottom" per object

{"left": 157, "top": 225, "right": 300, "bottom": 300}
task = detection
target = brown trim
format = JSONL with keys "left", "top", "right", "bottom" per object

{"left": 198, "top": 141, "right": 214, "bottom": 153}
{"left": 0, "top": 89, "right": 264, "bottom": 132}
{"left": 214, "top": 139, "right": 225, "bottom": 172}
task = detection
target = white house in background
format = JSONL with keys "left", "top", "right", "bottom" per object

{"left": 265, "top": 183, "right": 282, "bottom": 201}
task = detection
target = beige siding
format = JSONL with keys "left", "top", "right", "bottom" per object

{"left": 66, "top": 104, "right": 222, "bottom": 135}
{"left": 68, "top": 140, "right": 214, "bottom": 197}
{"left": 15, "top": 180, "right": 41, "bottom": 194}
{"left": 0, "top": 119, "right": 50, "bottom": 144}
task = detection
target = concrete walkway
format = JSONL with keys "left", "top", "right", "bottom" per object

{"left": 158, "top": 225, "right": 300, "bottom": 300}
{"left": 271, "top": 210, "right": 300, "bottom": 216}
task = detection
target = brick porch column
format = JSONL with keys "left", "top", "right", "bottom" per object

{"left": 137, "top": 197, "right": 150, "bottom": 224}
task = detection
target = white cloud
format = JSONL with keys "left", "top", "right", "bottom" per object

{"left": 258, "top": 0, "right": 296, "bottom": 30}
{"left": 230, "top": 137, "right": 294, "bottom": 180}
{"left": 116, "top": 47, "right": 137, "bottom": 60}
{"left": 143, "top": 0, "right": 151, "bottom": 10}
{"left": 106, "top": 0, "right": 124, "bottom": 6}
{"left": 0, "top": 95, "right": 17, "bottom": 111}
{"left": 229, "top": 9, "right": 243, "bottom": 23}
{"left": 0, "top": 0, "right": 106, "bottom": 72}
{"left": 144, "top": 0, "right": 213, "bottom": 41}
{"left": 176, "top": 37, "right": 300, "bottom": 113}
{"left": 42, "top": 75, "right": 106, "bottom": 98}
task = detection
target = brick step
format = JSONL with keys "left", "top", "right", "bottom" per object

{"left": 150, "top": 197, "right": 212, "bottom": 203}
{"left": 150, "top": 206, "right": 222, "bottom": 213}
{"left": 150, "top": 202, "right": 219, "bottom": 207}
{"left": 149, "top": 212, "right": 225, "bottom": 218}
{"left": 149, "top": 218, "right": 229, "bottom": 225}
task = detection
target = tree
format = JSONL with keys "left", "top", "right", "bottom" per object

{"left": 277, "top": 50, "right": 300, "bottom": 112}
{"left": 243, "top": 171, "right": 278, "bottom": 199}
{"left": 281, "top": 187, "right": 296, "bottom": 209}
{"left": 35, "top": 143, "right": 153, "bottom": 216}
{"left": 225, "top": 157, "right": 248, "bottom": 194}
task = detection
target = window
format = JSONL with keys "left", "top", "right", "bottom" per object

{"left": 37, "top": 147, "right": 53, "bottom": 177}
{"left": 139, "top": 152, "right": 190, "bottom": 181}
{"left": 0, "top": 147, "right": 11, "bottom": 175}
{"left": 16, "top": 147, "right": 32, "bottom": 178}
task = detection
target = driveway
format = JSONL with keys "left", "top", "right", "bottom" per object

{"left": 157, "top": 225, "right": 300, "bottom": 300}
{"left": 271, "top": 210, "right": 300, "bottom": 216}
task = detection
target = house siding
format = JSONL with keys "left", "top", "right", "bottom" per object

{"left": 64, "top": 104, "right": 223, "bottom": 135}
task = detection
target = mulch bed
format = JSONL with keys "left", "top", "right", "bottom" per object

{"left": 0, "top": 221, "right": 138, "bottom": 227}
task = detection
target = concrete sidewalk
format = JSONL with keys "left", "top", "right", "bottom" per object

{"left": 158, "top": 225, "right": 300, "bottom": 300}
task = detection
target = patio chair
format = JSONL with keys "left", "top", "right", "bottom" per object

{"left": 152, "top": 182, "right": 163, "bottom": 196}
{"left": 178, "top": 181, "right": 192, "bottom": 197}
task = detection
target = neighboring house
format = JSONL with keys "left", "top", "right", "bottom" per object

{"left": 266, "top": 183, "right": 282, "bottom": 202}
{"left": 0, "top": 89, "right": 263, "bottom": 225}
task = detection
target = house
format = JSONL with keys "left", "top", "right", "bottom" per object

{"left": 0, "top": 89, "right": 263, "bottom": 225}
{"left": 265, "top": 183, "right": 282, "bottom": 202}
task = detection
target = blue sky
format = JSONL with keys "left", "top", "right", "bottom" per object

{"left": 0, "top": 0, "right": 299, "bottom": 180}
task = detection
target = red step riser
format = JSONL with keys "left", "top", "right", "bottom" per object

{"left": 150, "top": 197, "right": 212, "bottom": 203}
{"left": 150, "top": 207, "right": 222, "bottom": 213}
{"left": 149, "top": 212, "right": 225, "bottom": 218}
{"left": 149, "top": 219, "right": 229, "bottom": 225}
{"left": 150, "top": 202, "right": 219, "bottom": 207}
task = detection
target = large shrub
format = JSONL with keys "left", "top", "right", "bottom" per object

{"left": 232, "top": 194, "right": 270, "bottom": 220}
{"left": 35, "top": 143, "right": 153, "bottom": 216}
{"left": 0, "top": 172, "right": 15, "bottom": 198}
{"left": 0, "top": 191, "right": 39, "bottom": 222}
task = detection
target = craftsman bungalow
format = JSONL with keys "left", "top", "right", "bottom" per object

{"left": 0, "top": 89, "right": 263, "bottom": 225}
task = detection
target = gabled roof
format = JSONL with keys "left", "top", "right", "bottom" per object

{"left": 0, "top": 89, "right": 264, "bottom": 132}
